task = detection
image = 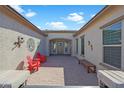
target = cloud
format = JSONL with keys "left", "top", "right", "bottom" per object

{"left": 25, "top": 9, "right": 37, "bottom": 18}
{"left": 90, "top": 14, "right": 96, "bottom": 18}
{"left": 10, "top": 5, "right": 25, "bottom": 13}
{"left": 67, "top": 13, "right": 84, "bottom": 22}
{"left": 46, "top": 22, "right": 67, "bottom": 30}
{"left": 37, "top": 26, "right": 42, "bottom": 29}
{"left": 11, "top": 6, "right": 37, "bottom": 18}
{"left": 62, "top": 12, "right": 85, "bottom": 24}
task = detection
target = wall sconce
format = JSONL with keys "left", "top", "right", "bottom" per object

{"left": 12, "top": 36, "right": 24, "bottom": 51}
{"left": 88, "top": 41, "right": 93, "bottom": 51}
{"left": 88, "top": 41, "right": 90, "bottom": 46}
{"left": 91, "top": 44, "right": 93, "bottom": 51}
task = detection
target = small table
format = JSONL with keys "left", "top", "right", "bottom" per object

{"left": 0, "top": 70, "right": 30, "bottom": 88}
{"left": 97, "top": 70, "right": 124, "bottom": 88}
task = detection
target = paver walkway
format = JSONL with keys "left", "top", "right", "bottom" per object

{"left": 42, "top": 56, "right": 98, "bottom": 86}
{"left": 27, "top": 67, "right": 65, "bottom": 87}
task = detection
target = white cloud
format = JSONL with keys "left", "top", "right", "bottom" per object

{"left": 67, "top": 13, "right": 83, "bottom": 22}
{"left": 25, "top": 9, "right": 37, "bottom": 18}
{"left": 10, "top": 5, "right": 25, "bottom": 13}
{"left": 37, "top": 26, "right": 42, "bottom": 29}
{"left": 91, "top": 14, "right": 96, "bottom": 18}
{"left": 62, "top": 12, "right": 85, "bottom": 24}
{"left": 11, "top": 6, "right": 37, "bottom": 18}
{"left": 46, "top": 22, "right": 67, "bottom": 30}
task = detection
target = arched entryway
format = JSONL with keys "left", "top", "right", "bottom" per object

{"left": 49, "top": 38, "right": 72, "bottom": 56}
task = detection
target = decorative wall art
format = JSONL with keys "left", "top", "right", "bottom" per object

{"left": 27, "top": 38, "right": 35, "bottom": 52}
{"left": 12, "top": 36, "right": 24, "bottom": 51}
{"left": 88, "top": 41, "right": 93, "bottom": 51}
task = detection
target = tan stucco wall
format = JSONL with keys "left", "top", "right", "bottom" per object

{"left": 74, "top": 6, "right": 124, "bottom": 70}
{"left": 0, "top": 11, "right": 47, "bottom": 70}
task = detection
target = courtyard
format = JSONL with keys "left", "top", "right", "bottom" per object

{"left": 0, "top": 5, "right": 124, "bottom": 88}
{"left": 26, "top": 56, "right": 98, "bottom": 87}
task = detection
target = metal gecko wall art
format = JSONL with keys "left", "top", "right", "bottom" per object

{"left": 12, "top": 36, "right": 24, "bottom": 51}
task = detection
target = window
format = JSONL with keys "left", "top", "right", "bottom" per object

{"left": 76, "top": 39, "right": 78, "bottom": 54}
{"left": 64, "top": 42, "right": 68, "bottom": 52}
{"left": 103, "top": 22, "right": 121, "bottom": 68}
{"left": 103, "top": 47, "right": 121, "bottom": 68}
{"left": 81, "top": 35, "right": 85, "bottom": 55}
{"left": 103, "top": 22, "right": 121, "bottom": 45}
{"left": 57, "top": 42, "right": 63, "bottom": 46}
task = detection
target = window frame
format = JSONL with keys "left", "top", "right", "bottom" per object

{"left": 76, "top": 38, "right": 78, "bottom": 54}
{"left": 103, "top": 22, "right": 122, "bottom": 45}
{"left": 102, "top": 21, "right": 122, "bottom": 69}
{"left": 80, "top": 35, "right": 85, "bottom": 56}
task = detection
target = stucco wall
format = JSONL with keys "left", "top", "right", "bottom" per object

{"left": 46, "top": 32, "right": 75, "bottom": 56}
{"left": 0, "top": 11, "right": 46, "bottom": 70}
{"left": 74, "top": 6, "right": 124, "bottom": 70}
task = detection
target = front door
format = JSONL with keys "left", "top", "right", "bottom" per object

{"left": 57, "top": 42, "right": 64, "bottom": 54}
{"left": 49, "top": 39, "right": 72, "bottom": 55}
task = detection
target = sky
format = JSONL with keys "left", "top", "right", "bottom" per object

{"left": 11, "top": 5, "right": 105, "bottom": 31}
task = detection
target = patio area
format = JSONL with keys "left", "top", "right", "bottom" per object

{"left": 26, "top": 56, "right": 98, "bottom": 87}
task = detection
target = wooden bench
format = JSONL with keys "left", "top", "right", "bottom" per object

{"left": 79, "top": 59, "right": 96, "bottom": 73}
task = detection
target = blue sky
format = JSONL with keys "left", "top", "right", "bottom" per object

{"left": 11, "top": 5, "right": 105, "bottom": 31}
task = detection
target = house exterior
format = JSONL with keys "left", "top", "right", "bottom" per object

{"left": 45, "top": 30, "right": 76, "bottom": 56}
{"left": 0, "top": 5, "right": 124, "bottom": 71}
{"left": 73, "top": 5, "right": 124, "bottom": 70}
{"left": 0, "top": 6, "right": 47, "bottom": 70}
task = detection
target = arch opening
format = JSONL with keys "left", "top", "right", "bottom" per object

{"left": 49, "top": 38, "right": 72, "bottom": 56}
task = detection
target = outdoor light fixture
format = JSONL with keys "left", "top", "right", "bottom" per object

{"left": 88, "top": 41, "right": 93, "bottom": 51}
{"left": 88, "top": 41, "right": 90, "bottom": 46}
{"left": 91, "top": 44, "right": 93, "bottom": 51}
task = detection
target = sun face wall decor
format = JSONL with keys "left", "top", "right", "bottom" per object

{"left": 27, "top": 38, "right": 35, "bottom": 52}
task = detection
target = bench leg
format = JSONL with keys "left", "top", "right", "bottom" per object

{"left": 87, "top": 67, "right": 90, "bottom": 73}
{"left": 88, "top": 67, "right": 96, "bottom": 73}
{"left": 19, "top": 80, "right": 27, "bottom": 88}
{"left": 94, "top": 68, "right": 96, "bottom": 73}
{"left": 78, "top": 61, "right": 80, "bottom": 64}
{"left": 89, "top": 66, "right": 96, "bottom": 73}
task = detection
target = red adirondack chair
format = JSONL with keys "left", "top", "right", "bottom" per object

{"left": 27, "top": 56, "right": 40, "bottom": 73}
{"left": 36, "top": 52, "right": 47, "bottom": 63}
